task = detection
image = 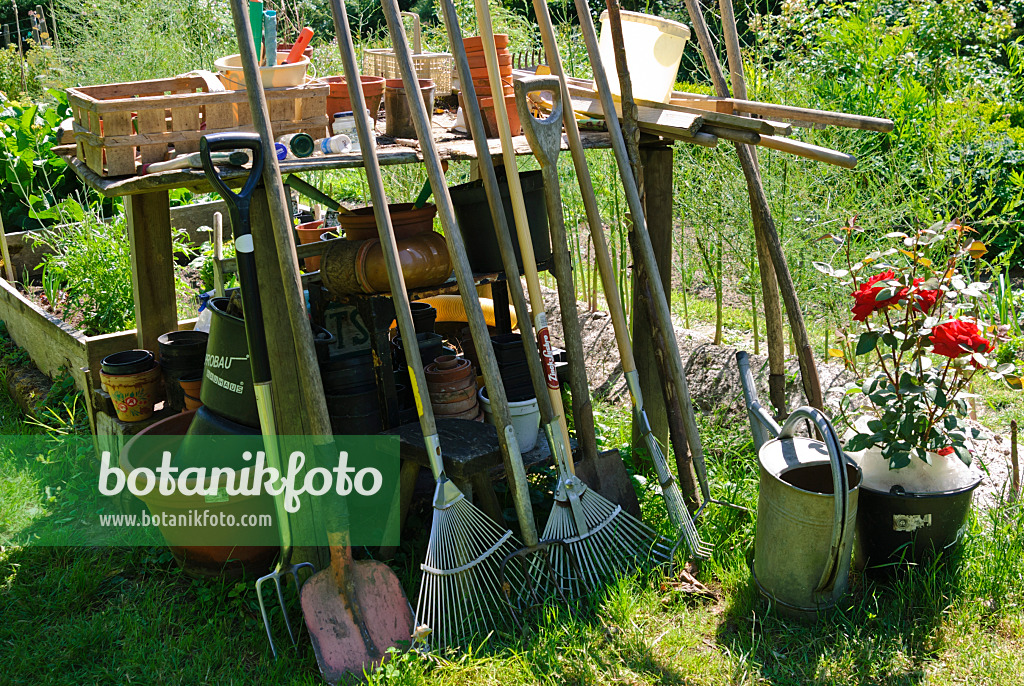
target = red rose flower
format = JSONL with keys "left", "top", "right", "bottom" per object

{"left": 935, "top": 446, "right": 955, "bottom": 456}
{"left": 851, "top": 270, "right": 906, "bottom": 321}
{"left": 910, "top": 277, "right": 941, "bottom": 314}
{"left": 929, "top": 319, "right": 994, "bottom": 360}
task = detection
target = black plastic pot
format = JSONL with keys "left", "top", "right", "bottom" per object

{"left": 199, "top": 297, "right": 259, "bottom": 429}
{"left": 410, "top": 301, "right": 438, "bottom": 334}
{"left": 326, "top": 385, "right": 382, "bottom": 434}
{"left": 158, "top": 331, "right": 209, "bottom": 413}
{"left": 102, "top": 349, "right": 156, "bottom": 375}
{"left": 855, "top": 479, "right": 982, "bottom": 571}
{"left": 175, "top": 405, "right": 262, "bottom": 470}
{"left": 491, "top": 333, "right": 526, "bottom": 365}
{"left": 320, "top": 349, "right": 375, "bottom": 394}
{"left": 450, "top": 169, "right": 551, "bottom": 274}
{"left": 393, "top": 332, "right": 445, "bottom": 370}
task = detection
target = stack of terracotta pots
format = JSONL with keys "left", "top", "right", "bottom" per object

{"left": 463, "top": 34, "right": 520, "bottom": 137}
{"left": 425, "top": 355, "right": 482, "bottom": 421}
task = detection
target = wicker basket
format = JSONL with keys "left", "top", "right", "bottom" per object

{"left": 363, "top": 11, "right": 454, "bottom": 96}
{"left": 67, "top": 73, "right": 329, "bottom": 177}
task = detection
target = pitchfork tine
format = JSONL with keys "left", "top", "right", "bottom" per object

{"left": 256, "top": 561, "right": 315, "bottom": 659}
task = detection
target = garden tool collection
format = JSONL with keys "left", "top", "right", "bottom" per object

{"left": 329, "top": 0, "right": 557, "bottom": 650}
{"left": 513, "top": 74, "right": 672, "bottom": 588}
{"left": 224, "top": 1, "right": 414, "bottom": 675}
{"left": 199, "top": 132, "right": 314, "bottom": 660}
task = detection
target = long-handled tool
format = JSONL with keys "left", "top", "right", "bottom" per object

{"left": 515, "top": 75, "right": 672, "bottom": 586}
{"left": 200, "top": 133, "right": 315, "bottom": 659}
{"left": 533, "top": 0, "right": 711, "bottom": 557}
{"left": 329, "top": 0, "right": 539, "bottom": 650}
{"left": 224, "top": 0, "right": 414, "bottom": 675}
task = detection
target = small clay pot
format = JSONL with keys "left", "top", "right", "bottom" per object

{"left": 339, "top": 203, "right": 437, "bottom": 242}
{"left": 466, "top": 52, "right": 512, "bottom": 70}
{"left": 102, "top": 349, "right": 155, "bottom": 376}
{"left": 101, "top": 363, "right": 164, "bottom": 422}
{"left": 295, "top": 219, "right": 326, "bottom": 271}
{"left": 183, "top": 393, "right": 203, "bottom": 411}
{"left": 432, "top": 394, "right": 479, "bottom": 415}
{"left": 480, "top": 94, "right": 521, "bottom": 137}
{"left": 425, "top": 355, "right": 473, "bottom": 384}
{"left": 179, "top": 374, "right": 203, "bottom": 397}
{"left": 463, "top": 34, "right": 509, "bottom": 52}
{"left": 322, "top": 74, "right": 386, "bottom": 118}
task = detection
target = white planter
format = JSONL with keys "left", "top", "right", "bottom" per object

{"left": 478, "top": 386, "right": 541, "bottom": 453}
{"left": 845, "top": 415, "right": 979, "bottom": 494}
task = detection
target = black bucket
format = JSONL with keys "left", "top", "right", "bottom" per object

{"left": 393, "top": 332, "right": 445, "bottom": 370}
{"left": 410, "top": 301, "right": 438, "bottom": 334}
{"left": 491, "top": 333, "right": 527, "bottom": 365}
{"left": 312, "top": 325, "right": 336, "bottom": 364}
{"left": 450, "top": 170, "right": 551, "bottom": 273}
{"left": 855, "top": 478, "right": 982, "bottom": 571}
{"left": 321, "top": 349, "right": 376, "bottom": 394}
{"left": 158, "top": 330, "right": 209, "bottom": 413}
{"left": 327, "top": 385, "right": 381, "bottom": 434}
{"left": 200, "top": 297, "right": 259, "bottom": 429}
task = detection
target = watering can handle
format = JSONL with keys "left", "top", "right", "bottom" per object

{"left": 778, "top": 407, "right": 851, "bottom": 598}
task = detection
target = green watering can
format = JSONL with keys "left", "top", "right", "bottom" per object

{"left": 738, "top": 352, "right": 862, "bottom": 617}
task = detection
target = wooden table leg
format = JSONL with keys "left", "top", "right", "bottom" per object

{"left": 469, "top": 471, "right": 505, "bottom": 527}
{"left": 126, "top": 191, "right": 177, "bottom": 353}
{"left": 492, "top": 279, "right": 512, "bottom": 334}
{"left": 631, "top": 145, "right": 673, "bottom": 461}
{"left": 358, "top": 297, "right": 401, "bottom": 429}
{"left": 379, "top": 459, "right": 421, "bottom": 558}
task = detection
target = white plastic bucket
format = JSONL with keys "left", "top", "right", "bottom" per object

{"left": 597, "top": 10, "right": 690, "bottom": 104}
{"left": 215, "top": 52, "right": 309, "bottom": 91}
{"left": 478, "top": 386, "right": 541, "bottom": 453}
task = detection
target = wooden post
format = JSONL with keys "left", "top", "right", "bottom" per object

{"left": 0, "top": 208, "right": 15, "bottom": 282}
{"left": 126, "top": 191, "right": 178, "bottom": 353}
{"left": 684, "top": 0, "right": 823, "bottom": 410}
{"left": 631, "top": 144, "right": 672, "bottom": 461}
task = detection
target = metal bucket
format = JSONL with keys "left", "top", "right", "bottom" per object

{"left": 753, "top": 408, "right": 862, "bottom": 617}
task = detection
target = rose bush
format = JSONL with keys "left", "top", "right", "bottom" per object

{"left": 817, "top": 221, "right": 1021, "bottom": 470}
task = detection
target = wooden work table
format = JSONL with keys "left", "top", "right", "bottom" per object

{"left": 60, "top": 124, "right": 679, "bottom": 464}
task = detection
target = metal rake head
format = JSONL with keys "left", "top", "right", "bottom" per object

{"left": 497, "top": 539, "right": 588, "bottom": 621}
{"left": 256, "top": 561, "right": 315, "bottom": 659}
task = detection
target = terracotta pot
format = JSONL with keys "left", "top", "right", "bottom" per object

{"left": 432, "top": 392, "right": 479, "bottom": 415}
{"left": 295, "top": 219, "right": 326, "bottom": 271}
{"left": 339, "top": 202, "right": 437, "bottom": 242}
{"left": 469, "top": 65, "right": 513, "bottom": 80}
{"left": 466, "top": 52, "right": 512, "bottom": 70}
{"left": 179, "top": 374, "right": 202, "bottom": 397}
{"left": 322, "top": 231, "right": 453, "bottom": 295}
{"left": 101, "top": 363, "right": 163, "bottom": 422}
{"left": 384, "top": 79, "right": 436, "bottom": 139}
{"left": 322, "top": 74, "right": 386, "bottom": 119}
{"left": 183, "top": 393, "right": 203, "bottom": 411}
{"left": 425, "top": 355, "right": 474, "bottom": 391}
{"left": 480, "top": 94, "right": 521, "bottom": 137}
{"left": 119, "top": 410, "right": 277, "bottom": 578}
{"left": 463, "top": 34, "right": 509, "bottom": 52}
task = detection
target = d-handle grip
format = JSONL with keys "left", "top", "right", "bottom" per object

{"left": 200, "top": 132, "right": 265, "bottom": 208}
{"left": 778, "top": 407, "right": 853, "bottom": 597}
{"left": 514, "top": 75, "right": 564, "bottom": 166}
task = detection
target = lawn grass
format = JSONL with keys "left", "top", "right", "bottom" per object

{"left": 1, "top": 379, "right": 1021, "bottom": 685}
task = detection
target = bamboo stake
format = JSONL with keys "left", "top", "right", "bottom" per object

{"left": 1011, "top": 419, "right": 1019, "bottom": 503}
{"left": 0, "top": 210, "right": 15, "bottom": 282}
{"left": 686, "top": 0, "right": 822, "bottom": 410}
{"left": 212, "top": 211, "right": 225, "bottom": 297}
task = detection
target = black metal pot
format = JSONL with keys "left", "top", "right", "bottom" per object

{"left": 855, "top": 478, "right": 982, "bottom": 571}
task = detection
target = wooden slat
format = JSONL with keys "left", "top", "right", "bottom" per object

{"left": 171, "top": 105, "right": 201, "bottom": 154}
{"left": 126, "top": 191, "right": 178, "bottom": 352}
{"left": 758, "top": 134, "right": 857, "bottom": 168}
{"left": 135, "top": 108, "right": 169, "bottom": 165}
{"left": 570, "top": 96, "right": 703, "bottom": 137}
{"left": 100, "top": 111, "right": 136, "bottom": 176}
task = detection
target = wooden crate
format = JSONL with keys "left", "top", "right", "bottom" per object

{"left": 68, "top": 74, "right": 329, "bottom": 176}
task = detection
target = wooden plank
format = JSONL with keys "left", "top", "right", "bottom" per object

{"left": 631, "top": 146, "right": 673, "bottom": 460}
{"left": 170, "top": 105, "right": 201, "bottom": 154}
{"left": 570, "top": 96, "right": 703, "bottom": 137}
{"left": 729, "top": 98, "right": 894, "bottom": 132}
{"left": 73, "top": 115, "right": 328, "bottom": 148}
{"left": 135, "top": 107, "right": 169, "bottom": 165}
{"left": 0, "top": 276, "right": 89, "bottom": 384}
{"left": 758, "top": 134, "right": 857, "bottom": 168}
{"left": 126, "top": 191, "right": 177, "bottom": 353}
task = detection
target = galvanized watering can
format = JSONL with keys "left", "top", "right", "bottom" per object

{"left": 737, "top": 353, "right": 862, "bottom": 616}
